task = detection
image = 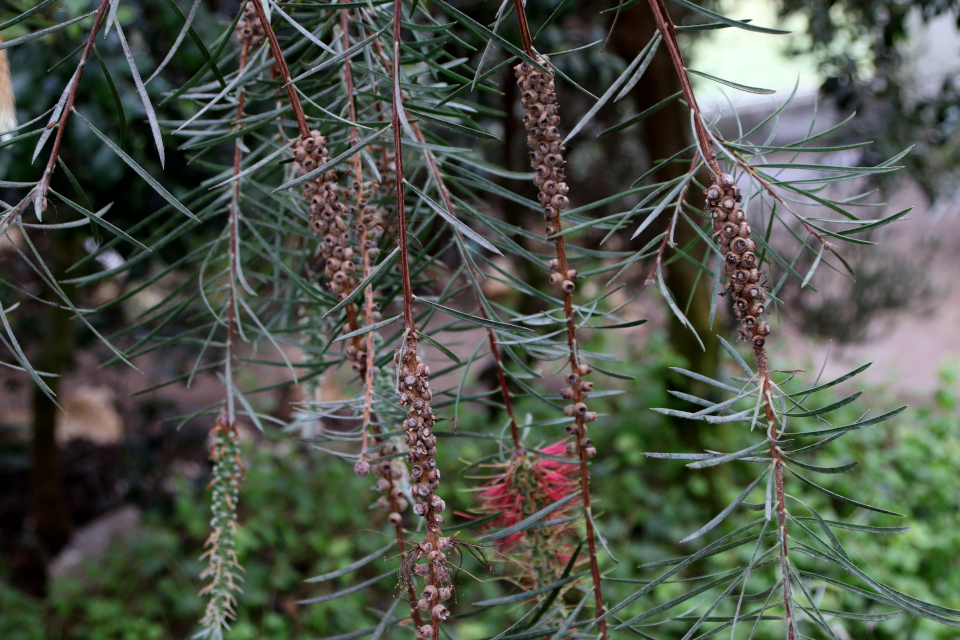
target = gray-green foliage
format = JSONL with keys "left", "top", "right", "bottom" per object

{"left": 0, "top": 1, "right": 951, "bottom": 639}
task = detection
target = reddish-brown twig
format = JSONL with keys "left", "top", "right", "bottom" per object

{"left": 27, "top": 0, "right": 111, "bottom": 223}
{"left": 251, "top": 0, "right": 309, "bottom": 138}
{"left": 512, "top": 0, "right": 534, "bottom": 53}
{"left": 646, "top": 0, "right": 720, "bottom": 176}
{"left": 645, "top": 6, "right": 803, "bottom": 629}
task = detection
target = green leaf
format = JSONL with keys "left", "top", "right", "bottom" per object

{"left": 615, "top": 33, "right": 661, "bottom": 101}
{"left": 477, "top": 492, "right": 581, "bottom": 542}
{"left": 419, "top": 332, "right": 462, "bottom": 365}
{"left": 474, "top": 571, "right": 588, "bottom": 607}
{"left": 791, "top": 406, "right": 906, "bottom": 439}
{"left": 0, "top": 10, "right": 97, "bottom": 50}
{"left": 686, "top": 68, "right": 776, "bottom": 95}
{"left": 115, "top": 25, "right": 165, "bottom": 167}
{"left": 601, "top": 90, "right": 682, "bottom": 136}
{"left": 680, "top": 469, "right": 768, "bottom": 542}
{"left": 333, "top": 315, "right": 402, "bottom": 342}
{"left": 155, "top": 0, "right": 226, "bottom": 88}
{"left": 787, "top": 469, "right": 904, "bottom": 516}
{"left": 404, "top": 181, "right": 500, "bottom": 254}
{"left": 93, "top": 45, "right": 127, "bottom": 150}
{"left": 0, "top": 0, "right": 61, "bottom": 30}
{"left": 74, "top": 110, "right": 196, "bottom": 220}
{"left": 414, "top": 296, "right": 533, "bottom": 334}
{"left": 791, "top": 517, "right": 909, "bottom": 535}
{"left": 306, "top": 541, "right": 395, "bottom": 583}
{"left": 564, "top": 35, "right": 658, "bottom": 143}
{"left": 784, "top": 457, "right": 858, "bottom": 474}
{"left": 784, "top": 391, "right": 862, "bottom": 418}
{"left": 670, "top": 0, "right": 790, "bottom": 34}
{"left": 299, "top": 570, "right": 393, "bottom": 605}
{"left": 406, "top": 106, "right": 500, "bottom": 141}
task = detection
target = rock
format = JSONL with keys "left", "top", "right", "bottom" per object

{"left": 49, "top": 505, "right": 141, "bottom": 581}
{"left": 56, "top": 385, "right": 123, "bottom": 445}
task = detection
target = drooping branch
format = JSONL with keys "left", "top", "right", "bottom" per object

{"left": 199, "top": 31, "right": 253, "bottom": 635}
{"left": 338, "top": 5, "right": 421, "bottom": 626}
{"left": 511, "top": 3, "right": 607, "bottom": 635}
{"left": 705, "top": 172, "right": 793, "bottom": 638}
{"left": 391, "top": 5, "right": 453, "bottom": 639}
{"left": 364, "top": 10, "right": 521, "bottom": 450}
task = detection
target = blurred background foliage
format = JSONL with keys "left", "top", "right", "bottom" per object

{"left": 1, "top": 0, "right": 960, "bottom": 638}
{"left": 1, "top": 331, "right": 958, "bottom": 639}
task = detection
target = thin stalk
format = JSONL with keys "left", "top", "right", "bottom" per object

{"left": 28, "top": 0, "right": 111, "bottom": 223}
{"left": 755, "top": 347, "right": 795, "bottom": 639}
{"left": 364, "top": 10, "right": 521, "bottom": 450}
{"left": 647, "top": 1, "right": 798, "bottom": 632}
{"left": 392, "top": 7, "right": 455, "bottom": 639}
{"left": 391, "top": 4, "right": 414, "bottom": 331}
{"left": 199, "top": 38, "right": 250, "bottom": 635}
{"left": 646, "top": 0, "right": 720, "bottom": 176}
{"left": 251, "top": 0, "right": 309, "bottom": 138}
{"left": 341, "top": 4, "right": 422, "bottom": 626}
{"left": 512, "top": 6, "right": 607, "bottom": 636}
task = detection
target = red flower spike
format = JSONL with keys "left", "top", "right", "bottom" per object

{"left": 473, "top": 441, "right": 581, "bottom": 588}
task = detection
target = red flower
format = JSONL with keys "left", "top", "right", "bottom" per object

{"left": 473, "top": 441, "right": 581, "bottom": 587}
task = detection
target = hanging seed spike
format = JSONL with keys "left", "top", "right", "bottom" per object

{"left": 709, "top": 173, "right": 771, "bottom": 346}
{"left": 515, "top": 55, "right": 571, "bottom": 248}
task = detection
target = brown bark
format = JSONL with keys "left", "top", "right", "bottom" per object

{"left": 28, "top": 232, "right": 78, "bottom": 591}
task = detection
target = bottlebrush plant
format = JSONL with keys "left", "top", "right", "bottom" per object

{"left": 0, "top": 1, "right": 955, "bottom": 639}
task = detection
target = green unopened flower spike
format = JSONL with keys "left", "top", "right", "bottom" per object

{"left": 198, "top": 411, "right": 245, "bottom": 638}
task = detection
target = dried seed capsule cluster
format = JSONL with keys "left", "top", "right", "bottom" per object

{"left": 706, "top": 173, "right": 771, "bottom": 348}
{"left": 235, "top": 2, "right": 264, "bottom": 48}
{"left": 396, "top": 335, "right": 443, "bottom": 526}
{"left": 294, "top": 132, "right": 352, "bottom": 296}
{"left": 560, "top": 364, "right": 598, "bottom": 459}
{"left": 338, "top": 181, "right": 387, "bottom": 373}
{"left": 396, "top": 333, "right": 452, "bottom": 638}
{"left": 346, "top": 180, "right": 385, "bottom": 265}
{"left": 364, "top": 440, "right": 409, "bottom": 523}
{"left": 515, "top": 56, "right": 575, "bottom": 292}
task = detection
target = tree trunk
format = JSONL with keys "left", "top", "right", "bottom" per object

{"left": 610, "top": 5, "right": 721, "bottom": 388}
{"left": 27, "top": 231, "right": 77, "bottom": 592}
